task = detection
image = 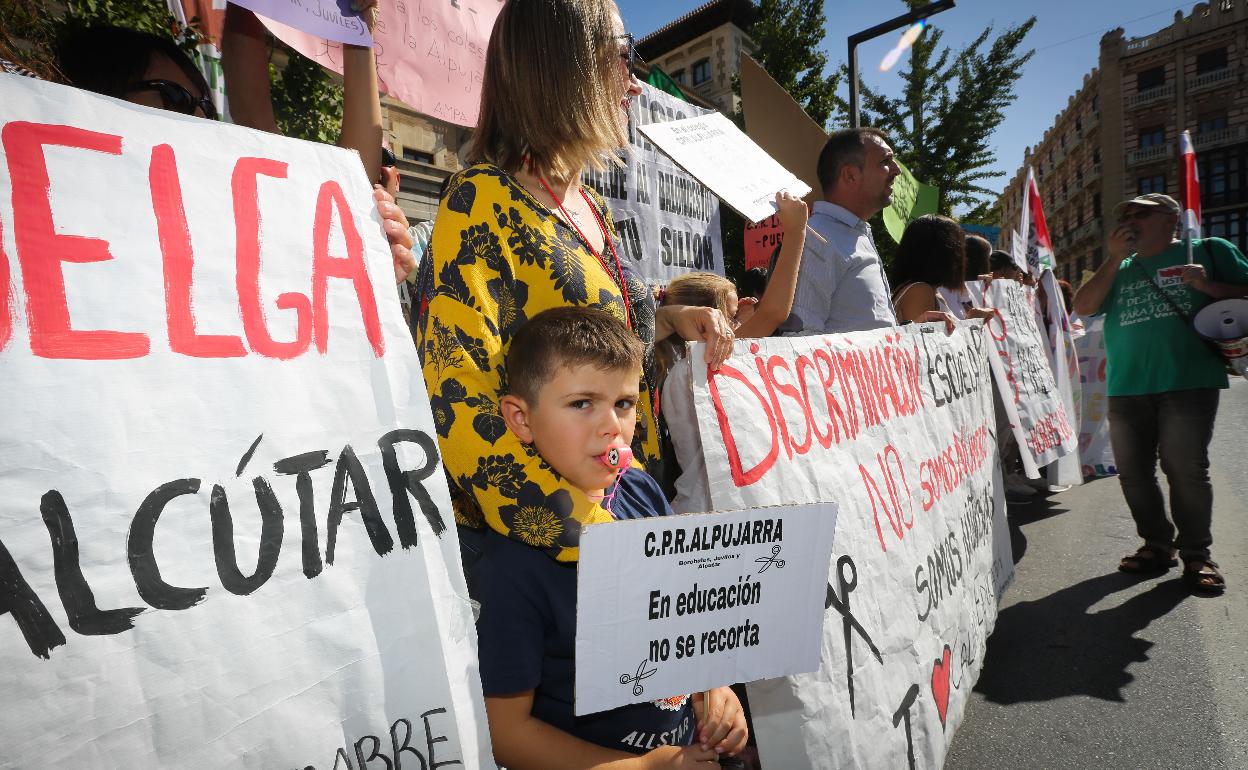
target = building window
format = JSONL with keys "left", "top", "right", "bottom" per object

{"left": 670, "top": 68, "right": 686, "bottom": 84}
{"left": 1092, "top": 95, "right": 1100, "bottom": 112}
{"left": 1137, "top": 65, "right": 1165, "bottom": 92}
{"left": 402, "top": 148, "right": 434, "bottom": 164}
{"left": 1138, "top": 174, "right": 1166, "bottom": 195}
{"left": 1199, "top": 145, "right": 1243, "bottom": 208}
{"left": 1093, "top": 148, "right": 1101, "bottom": 165}
{"left": 691, "top": 58, "right": 711, "bottom": 85}
{"left": 1196, "top": 47, "right": 1228, "bottom": 74}
{"left": 1198, "top": 112, "right": 1228, "bottom": 134}
{"left": 1206, "top": 208, "right": 1246, "bottom": 253}
{"left": 1061, "top": 134, "right": 1067, "bottom": 148}
{"left": 1075, "top": 118, "right": 1083, "bottom": 133}
{"left": 1093, "top": 194, "right": 1102, "bottom": 218}
{"left": 1138, "top": 126, "right": 1165, "bottom": 149}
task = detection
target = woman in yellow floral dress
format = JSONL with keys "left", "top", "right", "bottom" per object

{"left": 417, "top": 0, "right": 733, "bottom": 563}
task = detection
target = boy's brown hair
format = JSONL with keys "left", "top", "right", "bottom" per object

{"left": 505, "top": 306, "right": 643, "bottom": 404}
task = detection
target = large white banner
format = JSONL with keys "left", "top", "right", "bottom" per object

{"left": 686, "top": 324, "right": 1013, "bottom": 770}
{"left": 0, "top": 75, "right": 492, "bottom": 768}
{"left": 1075, "top": 316, "right": 1117, "bottom": 477}
{"left": 1039, "top": 270, "right": 1083, "bottom": 488}
{"left": 978, "top": 279, "right": 1077, "bottom": 476}
{"left": 583, "top": 84, "right": 723, "bottom": 287}
{"left": 575, "top": 502, "right": 838, "bottom": 715}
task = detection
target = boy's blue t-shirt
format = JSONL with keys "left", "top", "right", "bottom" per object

{"left": 475, "top": 470, "right": 696, "bottom": 754}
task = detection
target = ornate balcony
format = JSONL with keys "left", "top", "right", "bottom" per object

{"left": 1193, "top": 124, "right": 1247, "bottom": 151}
{"left": 1187, "top": 66, "right": 1236, "bottom": 95}
{"left": 1128, "top": 144, "right": 1174, "bottom": 167}
{"left": 1126, "top": 82, "right": 1175, "bottom": 109}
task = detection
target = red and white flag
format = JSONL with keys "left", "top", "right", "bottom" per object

{"left": 1180, "top": 130, "right": 1202, "bottom": 241}
{"left": 1017, "top": 166, "right": 1054, "bottom": 277}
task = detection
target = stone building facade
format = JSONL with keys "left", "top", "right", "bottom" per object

{"left": 996, "top": 0, "right": 1248, "bottom": 283}
{"left": 635, "top": 0, "right": 757, "bottom": 115}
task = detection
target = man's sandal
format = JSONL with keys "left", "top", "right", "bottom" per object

{"left": 1182, "top": 559, "right": 1226, "bottom": 594}
{"left": 1118, "top": 545, "right": 1177, "bottom": 574}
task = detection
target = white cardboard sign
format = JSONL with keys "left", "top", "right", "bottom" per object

{"left": 977, "top": 279, "right": 1078, "bottom": 476}
{"left": 0, "top": 74, "right": 492, "bottom": 768}
{"left": 690, "top": 325, "right": 1013, "bottom": 770}
{"left": 583, "top": 83, "right": 724, "bottom": 287}
{"left": 638, "top": 112, "right": 811, "bottom": 224}
{"left": 574, "top": 502, "right": 838, "bottom": 715}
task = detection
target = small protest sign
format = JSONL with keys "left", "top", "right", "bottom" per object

{"left": 882, "top": 159, "right": 939, "bottom": 243}
{"left": 230, "top": 0, "right": 372, "bottom": 45}
{"left": 574, "top": 502, "right": 838, "bottom": 715}
{"left": 638, "top": 113, "right": 811, "bottom": 224}
{"left": 738, "top": 54, "right": 826, "bottom": 205}
{"left": 978, "top": 279, "right": 1078, "bottom": 475}
{"left": 744, "top": 214, "right": 783, "bottom": 271}
{"left": 1075, "top": 316, "right": 1117, "bottom": 477}
{"left": 1039, "top": 269, "right": 1083, "bottom": 488}
{"left": 689, "top": 325, "right": 1013, "bottom": 769}
{"left": 582, "top": 83, "right": 723, "bottom": 286}
{"left": 261, "top": 0, "right": 502, "bottom": 127}
{"left": 0, "top": 74, "right": 492, "bottom": 768}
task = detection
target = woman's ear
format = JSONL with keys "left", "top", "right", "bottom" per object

{"left": 500, "top": 394, "right": 534, "bottom": 444}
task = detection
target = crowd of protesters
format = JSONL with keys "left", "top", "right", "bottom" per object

{"left": 5, "top": 0, "right": 1247, "bottom": 766}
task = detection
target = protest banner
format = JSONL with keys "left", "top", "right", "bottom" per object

{"left": 1075, "top": 316, "right": 1117, "bottom": 477}
{"left": 738, "top": 54, "right": 825, "bottom": 206}
{"left": 0, "top": 75, "right": 492, "bottom": 768}
{"left": 232, "top": 0, "right": 373, "bottom": 46}
{"left": 1039, "top": 269, "right": 1083, "bottom": 488}
{"left": 977, "top": 279, "right": 1078, "bottom": 476}
{"left": 688, "top": 325, "right": 1013, "bottom": 769}
{"left": 639, "top": 113, "right": 811, "bottom": 224}
{"left": 582, "top": 83, "right": 723, "bottom": 287}
{"left": 262, "top": 0, "right": 503, "bottom": 127}
{"left": 882, "top": 159, "right": 939, "bottom": 244}
{"left": 574, "top": 502, "right": 838, "bottom": 715}
{"left": 743, "top": 214, "right": 782, "bottom": 272}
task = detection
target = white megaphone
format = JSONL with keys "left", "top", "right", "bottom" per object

{"left": 1194, "top": 298, "right": 1248, "bottom": 379}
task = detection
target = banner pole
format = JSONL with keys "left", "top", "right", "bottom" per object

{"left": 1186, "top": 233, "right": 1194, "bottom": 265}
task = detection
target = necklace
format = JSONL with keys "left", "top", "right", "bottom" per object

{"left": 536, "top": 173, "right": 633, "bottom": 329}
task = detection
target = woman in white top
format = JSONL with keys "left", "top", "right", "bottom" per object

{"left": 891, "top": 214, "right": 995, "bottom": 323}
{"left": 657, "top": 193, "right": 809, "bottom": 513}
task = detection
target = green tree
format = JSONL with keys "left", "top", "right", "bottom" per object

{"left": 269, "top": 50, "right": 343, "bottom": 144}
{"left": 854, "top": 1, "right": 1034, "bottom": 215}
{"left": 748, "top": 0, "right": 843, "bottom": 127}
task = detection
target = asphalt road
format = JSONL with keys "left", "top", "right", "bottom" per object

{"left": 947, "top": 377, "right": 1248, "bottom": 770}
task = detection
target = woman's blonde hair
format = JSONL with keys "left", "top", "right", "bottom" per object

{"left": 470, "top": 0, "right": 628, "bottom": 182}
{"left": 655, "top": 272, "right": 736, "bottom": 383}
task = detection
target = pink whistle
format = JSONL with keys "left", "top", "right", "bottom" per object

{"left": 598, "top": 445, "right": 633, "bottom": 470}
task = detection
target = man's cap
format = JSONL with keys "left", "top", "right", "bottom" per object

{"left": 1113, "top": 193, "right": 1181, "bottom": 221}
{"left": 989, "top": 250, "right": 1017, "bottom": 271}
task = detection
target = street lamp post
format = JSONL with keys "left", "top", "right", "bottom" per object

{"left": 848, "top": 0, "right": 956, "bottom": 128}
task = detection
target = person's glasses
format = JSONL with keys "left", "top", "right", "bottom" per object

{"left": 125, "top": 79, "right": 217, "bottom": 120}
{"left": 614, "top": 33, "right": 643, "bottom": 70}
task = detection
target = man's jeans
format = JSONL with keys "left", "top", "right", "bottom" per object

{"left": 1107, "top": 388, "right": 1220, "bottom": 560}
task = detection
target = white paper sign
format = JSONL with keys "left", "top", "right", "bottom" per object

{"left": 638, "top": 112, "right": 811, "bottom": 224}
{"left": 1075, "top": 316, "right": 1117, "bottom": 477}
{"left": 978, "top": 279, "right": 1078, "bottom": 476}
{"left": 574, "top": 503, "right": 838, "bottom": 715}
{"left": 583, "top": 84, "right": 724, "bottom": 287}
{"left": 690, "top": 325, "right": 1013, "bottom": 770}
{"left": 0, "top": 75, "right": 492, "bottom": 768}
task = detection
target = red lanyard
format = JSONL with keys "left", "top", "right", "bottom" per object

{"left": 537, "top": 174, "right": 632, "bottom": 329}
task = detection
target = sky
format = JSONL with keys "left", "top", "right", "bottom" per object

{"left": 617, "top": 0, "right": 1201, "bottom": 210}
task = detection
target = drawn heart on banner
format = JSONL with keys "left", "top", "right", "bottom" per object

{"left": 931, "top": 645, "right": 952, "bottom": 729}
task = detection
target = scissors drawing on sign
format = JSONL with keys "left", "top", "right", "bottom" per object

{"left": 619, "top": 659, "right": 658, "bottom": 696}
{"left": 754, "top": 544, "right": 785, "bottom": 574}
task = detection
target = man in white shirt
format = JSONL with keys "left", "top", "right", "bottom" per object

{"left": 782, "top": 127, "right": 951, "bottom": 334}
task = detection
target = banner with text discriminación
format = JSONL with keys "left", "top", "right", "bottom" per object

{"left": 688, "top": 323, "right": 1014, "bottom": 770}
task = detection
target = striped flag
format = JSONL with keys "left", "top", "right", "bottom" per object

{"left": 1180, "top": 130, "right": 1202, "bottom": 241}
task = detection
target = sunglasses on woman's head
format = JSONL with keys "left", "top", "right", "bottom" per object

{"left": 125, "top": 79, "right": 217, "bottom": 120}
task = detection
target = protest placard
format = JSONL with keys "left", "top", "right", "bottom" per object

{"left": 232, "top": 0, "right": 372, "bottom": 46}
{"left": 1039, "top": 269, "right": 1084, "bottom": 487}
{"left": 688, "top": 325, "right": 1013, "bottom": 769}
{"left": 0, "top": 75, "right": 492, "bottom": 768}
{"left": 261, "top": 0, "right": 502, "bottom": 127}
{"left": 738, "top": 54, "right": 825, "bottom": 206}
{"left": 574, "top": 502, "right": 838, "bottom": 715}
{"left": 582, "top": 83, "right": 723, "bottom": 286}
{"left": 977, "top": 279, "right": 1078, "bottom": 476}
{"left": 882, "top": 159, "right": 939, "bottom": 244}
{"left": 1076, "top": 316, "right": 1117, "bottom": 477}
{"left": 638, "top": 112, "right": 811, "bottom": 224}
{"left": 743, "top": 214, "right": 783, "bottom": 272}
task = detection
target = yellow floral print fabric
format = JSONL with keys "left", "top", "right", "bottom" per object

{"left": 417, "top": 164, "right": 659, "bottom": 563}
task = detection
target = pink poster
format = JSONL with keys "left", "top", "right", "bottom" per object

{"left": 262, "top": 0, "right": 504, "bottom": 127}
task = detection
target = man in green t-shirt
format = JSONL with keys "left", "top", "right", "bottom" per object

{"left": 1073, "top": 193, "right": 1248, "bottom": 594}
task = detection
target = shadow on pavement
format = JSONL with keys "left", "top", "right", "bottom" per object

{"left": 974, "top": 572, "right": 1188, "bottom": 704}
{"left": 1004, "top": 495, "right": 1070, "bottom": 564}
